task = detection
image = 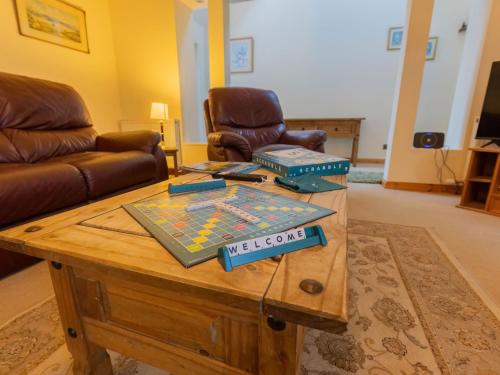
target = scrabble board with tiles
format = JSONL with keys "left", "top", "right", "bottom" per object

{"left": 123, "top": 184, "right": 334, "bottom": 267}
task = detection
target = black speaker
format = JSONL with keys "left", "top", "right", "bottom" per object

{"left": 413, "top": 132, "right": 445, "bottom": 149}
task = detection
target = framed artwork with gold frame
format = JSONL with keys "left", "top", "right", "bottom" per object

{"left": 230, "top": 37, "right": 254, "bottom": 73}
{"left": 13, "top": 0, "right": 89, "bottom": 53}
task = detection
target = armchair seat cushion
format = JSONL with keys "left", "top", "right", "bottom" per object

{"left": 48, "top": 151, "right": 157, "bottom": 199}
{"left": 279, "top": 130, "right": 327, "bottom": 151}
{"left": 0, "top": 163, "right": 86, "bottom": 226}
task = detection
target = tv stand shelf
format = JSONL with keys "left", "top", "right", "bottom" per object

{"left": 459, "top": 147, "right": 500, "bottom": 216}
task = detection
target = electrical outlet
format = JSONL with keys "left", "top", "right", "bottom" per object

{"left": 445, "top": 178, "right": 456, "bottom": 184}
{"left": 383, "top": 144, "right": 387, "bottom": 150}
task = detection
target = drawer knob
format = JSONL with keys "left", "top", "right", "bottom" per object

{"left": 335, "top": 127, "right": 339, "bottom": 131}
{"left": 25, "top": 225, "right": 42, "bottom": 233}
{"left": 67, "top": 328, "right": 78, "bottom": 338}
{"left": 300, "top": 279, "right": 324, "bottom": 295}
{"left": 267, "top": 316, "right": 286, "bottom": 331}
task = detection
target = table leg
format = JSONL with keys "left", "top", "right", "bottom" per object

{"left": 49, "top": 261, "right": 113, "bottom": 375}
{"left": 351, "top": 133, "right": 360, "bottom": 167}
{"left": 173, "top": 153, "right": 179, "bottom": 177}
{"left": 258, "top": 315, "right": 303, "bottom": 375}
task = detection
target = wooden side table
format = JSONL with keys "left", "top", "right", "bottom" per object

{"left": 285, "top": 118, "right": 365, "bottom": 166}
{"left": 162, "top": 147, "right": 179, "bottom": 177}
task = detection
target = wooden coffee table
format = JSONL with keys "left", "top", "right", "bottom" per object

{"left": 0, "top": 170, "right": 348, "bottom": 375}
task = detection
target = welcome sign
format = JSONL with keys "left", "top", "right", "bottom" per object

{"left": 226, "top": 228, "right": 306, "bottom": 257}
{"left": 218, "top": 225, "right": 328, "bottom": 272}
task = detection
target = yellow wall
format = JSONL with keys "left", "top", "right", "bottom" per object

{"left": 108, "top": 0, "right": 182, "bottom": 148}
{"left": 182, "top": 144, "right": 209, "bottom": 164}
{"left": 0, "top": 0, "right": 122, "bottom": 134}
{"left": 208, "top": 0, "right": 230, "bottom": 88}
{"left": 385, "top": 0, "right": 500, "bottom": 185}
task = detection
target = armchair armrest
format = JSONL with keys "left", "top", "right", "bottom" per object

{"left": 96, "top": 130, "right": 161, "bottom": 153}
{"left": 207, "top": 131, "right": 252, "bottom": 161}
{"left": 279, "top": 130, "right": 327, "bottom": 151}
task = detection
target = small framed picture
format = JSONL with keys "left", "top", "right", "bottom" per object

{"left": 230, "top": 37, "right": 254, "bottom": 74}
{"left": 387, "top": 27, "right": 404, "bottom": 50}
{"left": 426, "top": 37, "right": 438, "bottom": 61}
{"left": 13, "top": 0, "right": 89, "bottom": 53}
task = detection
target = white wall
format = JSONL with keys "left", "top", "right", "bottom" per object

{"left": 229, "top": 0, "right": 407, "bottom": 159}
{"left": 447, "top": 0, "right": 491, "bottom": 149}
{"left": 175, "top": 2, "right": 210, "bottom": 143}
{"left": 414, "top": 0, "right": 472, "bottom": 134}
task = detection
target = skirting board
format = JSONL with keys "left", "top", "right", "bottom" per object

{"left": 356, "top": 158, "right": 385, "bottom": 164}
{"left": 383, "top": 180, "right": 463, "bottom": 195}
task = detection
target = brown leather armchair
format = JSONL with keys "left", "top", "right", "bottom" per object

{"left": 0, "top": 72, "right": 168, "bottom": 277}
{"left": 204, "top": 87, "right": 327, "bottom": 162}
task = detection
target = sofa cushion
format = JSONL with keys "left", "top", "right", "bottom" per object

{"left": 0, "top": 163, "right": 87, "bottom": 227}
{"left": 51, "top": 151, "right": 157, "bottom": 199}
{"left": 48, "top": 151, "right": 112, "bottom": 164}
{"left": 2, "top": 127, "right": 97, "bottom": 163}
{"left": 0, "top": 72, "right": 92, "bottom": 130}
{"left": 0, "top": 131, "right": 22, "bottom": 163}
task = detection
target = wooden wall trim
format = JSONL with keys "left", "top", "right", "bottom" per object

{"left": 383, "top": 180, "right": 463, "bottom": 194}
{"left": 356, "top": 158, "right": 385, "bottom": 164}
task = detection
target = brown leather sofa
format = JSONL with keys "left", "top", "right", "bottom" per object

{"left": 0, "top": 72, "right": 168, "bottom": 277}
{"left": 204, "top": 87, "right": 327, "bottom": 162}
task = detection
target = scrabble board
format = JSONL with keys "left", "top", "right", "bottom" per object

{"left": 123, "top": 184, "right": 334, "bottom": 267}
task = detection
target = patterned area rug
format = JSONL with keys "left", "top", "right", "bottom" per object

{"left": 0, "top": 220, "right": 498, "bottom": 374}
{"left": 348, "top": 168, "right": 384, "bottom": 184}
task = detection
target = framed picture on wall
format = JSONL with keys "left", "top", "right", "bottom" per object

{"left": 426, "top": 37, "right": 438, "bottom": 60}
{"left": 13, "top": 0, "right": 89, "bottom": 53}
{"left": 387, "top": 27, "right": 404, "bottom": 50}
{"left": 230, "top": 37, "right": 254, "bottom": 73}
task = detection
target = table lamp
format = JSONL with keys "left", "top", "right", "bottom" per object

{"left": 150, "top": 102, "right": 168, "bottom": 145}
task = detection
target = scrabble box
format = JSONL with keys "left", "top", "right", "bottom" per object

{"left": 252, "top": 148, "right": 350, "bottom": 177}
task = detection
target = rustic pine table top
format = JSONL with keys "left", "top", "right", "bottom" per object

{"left": 0, "top": 169, "right": 348, "bottom": 332}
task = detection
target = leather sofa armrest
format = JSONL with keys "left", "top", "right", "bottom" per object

{"left": 279, "top": 130, "right": 327, "bottom": 151}
{"left": 96, "top": 131, "right": 161, "bottom": 153}
{"left": 207, "top": 131, "right": 252, "bottom": 161}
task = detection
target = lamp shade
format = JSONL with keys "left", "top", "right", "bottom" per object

{"left": 150, "top": 102, "right": 169, "bottom": 120}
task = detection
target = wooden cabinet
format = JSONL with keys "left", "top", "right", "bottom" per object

{"left": 285, "top": 118, "right": 364, "bottom": 166}
{"left": 459, "top": 148, "right": 500, "bottom": 216}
